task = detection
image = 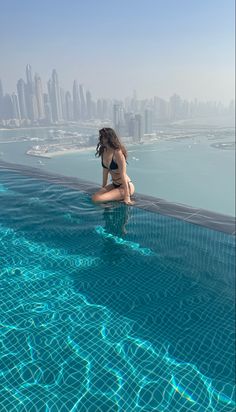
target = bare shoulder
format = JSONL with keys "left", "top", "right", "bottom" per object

{"left": 114, "top": 149, "right": 124, "bottom": 159}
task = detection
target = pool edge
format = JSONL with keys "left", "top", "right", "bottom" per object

{"left": 0, "top": 160, "right": 235, "bottom": 236}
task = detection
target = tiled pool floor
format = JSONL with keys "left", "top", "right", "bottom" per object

{"left": 0, "top": 165, "right": 235, "bottom": 411}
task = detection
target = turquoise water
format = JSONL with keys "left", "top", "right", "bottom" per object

{"left": 0, "top": 169, "right": 235, "bottom": 411}
{"left": 0, "top": 124, "right": 235, "bottom": 216}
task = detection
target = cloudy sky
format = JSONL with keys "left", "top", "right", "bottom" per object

{"left": 0, "top": 0, "right": 235, "bottom": 103}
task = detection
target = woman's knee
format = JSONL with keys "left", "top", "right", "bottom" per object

{"left": 92, "top": 193, "right": 102, "bottom": 203}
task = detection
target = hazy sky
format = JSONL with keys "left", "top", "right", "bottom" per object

{"left": 0, "top": 0, "right": 235, "bottom": 103}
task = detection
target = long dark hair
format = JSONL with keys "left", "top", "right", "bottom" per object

{"left": 95, "top": 128, "right": 127, "bottom": 159}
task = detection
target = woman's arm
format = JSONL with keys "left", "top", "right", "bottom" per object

{"left": 114, "top": 150, "right": 131, "bottom": 203}
{"left": 102, "top": 167, "right": 109, "bottom": 187}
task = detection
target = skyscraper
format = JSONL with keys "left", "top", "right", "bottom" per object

{"left": 43, "top": 93, "right": 53, "bottom": 124}
{"left": 144, "top": 108, "right": 153, "bottom": 133}
{"left": 12, "top": 93, "right": 21, "bottom": 119}
{"left": 113, "top": 103, "right": 125, "bottom": 134}
{"left": 134, "top": 114, "right": 144, "bottom": 143}
{"left": 65, "top": 91, "right": 73, "bottom": 121}
{"left": 79, "top": 84, "right": 86, "bottom": 120}
{"left": 73, "top": 80, "right": 80, "bottom": 121}
{"left": 60, "top": 88, "right": 66, "bottom": 120}
{"left": 35, "top": 74, "right": 45, "bottom": 120}
{"left": 86, "top": 90, "right": 92, "bottom": 119}
{"left": 51, "top": 69, "right": 63, "bottom": 122}
{"left": 25, "top": 64, "right": 37, "bottom": 121}
{"left": 17, "top": 79, "right": 28, "bottom": 119}
{"left": 169, "top": 94, "right": 182, "bottom": 121}
{"left": 97, "top": 99, "right": 103, "bottom": 119}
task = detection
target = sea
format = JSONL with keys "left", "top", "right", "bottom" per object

{"left": 0, "top": 120, "right": 235, "bottom": 216}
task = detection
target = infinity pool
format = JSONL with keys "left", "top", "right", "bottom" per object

{"left": 0, "top": 165, "right": 235, "bottom": 411}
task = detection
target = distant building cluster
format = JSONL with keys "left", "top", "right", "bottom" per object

{"left": 0, "top": 65, "right": 234, "bottom": 139}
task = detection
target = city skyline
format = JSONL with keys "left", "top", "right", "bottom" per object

{"left": 1, "top": 63, "right": 235, "bottom": 105}
{"left": 0, "top": 0, "right": 235, "bottom": 104}
{"left": 0, "top": 63, "right": 234, "bottom": 130}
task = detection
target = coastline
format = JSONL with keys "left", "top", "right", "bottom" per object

{"left": 0, "top": 126, "right": 57, "bottom": 132}
{"left": 26, "top": 146, "right": 95, "bottom": 159}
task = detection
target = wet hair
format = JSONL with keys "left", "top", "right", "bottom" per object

{"left": 95, "top": 127, "right": 127, "bottom": 159}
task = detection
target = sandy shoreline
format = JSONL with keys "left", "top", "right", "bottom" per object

{"left": 26, "top": 146, "right": 95, "bottom": 159}
{"left": 49, "top": 146, "right": 95, "bottom": 157}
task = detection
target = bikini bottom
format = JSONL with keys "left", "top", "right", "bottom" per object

{"left": 113, "top": 181, "right": 133, "bottom": 191}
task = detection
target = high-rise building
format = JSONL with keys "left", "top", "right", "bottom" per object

{"left": 34, "top": 74, "right": 45, "bottom": 120}
{"left": 79, "top": 84, "right": 86, "bottom": 120}
{"left": 17, "top": 79, "right": 28, "bottom": 119}
{"left": 102, "top": 99, "right": 108, "bottom": 120}
{"left": 51, "top": 69, "right": 63, "bottom": 122}
{"left": 91, "top": 101, "right": 96, "bottom": 118}
{"left": 113, "top": 103, "right": 125, "bottom": 135}
{"left": 26, "top": 64, "right": 34, "bottom": 94}
{"left": 43, "top": 93, "right": 52, "bottom": 124}
{"left": 12, "top": 93, "right": 21, "bottom": 119}
{"left": 73, "top": 80, "right": 80, "bottom": 121}
{"left": 144, "top": 109, "right": 153, "bottom": 133}
{"left": 25, "top": 64, "right": 37, "bottom": 121}
{"left": 134, "top": 114, "right": 144, "bottom": 142}
{"left": 124, "top": 112, "right": 135, "bottom": 137}
{"left": 169, "top": 94, "right": 182, "bottom": 120}
{"left": 60, "top": 88, "right": 66, "bottom": 120}
{"left": 65, "top": 91, "right": 73, "bottom": 121}
{"left": 113, "top": 103, "right": 122, "bottom": 129}
{"left": 97, "top": 99, "right": 103, "bottom": 119}
{"left": 154, "top": 97, "right": 169, "bottom": 122}
{"left": 31, "top": 94, "right": 39, "bottom": 121}
{"left": 86, "top": 90, "right": 92, "bottom": 119}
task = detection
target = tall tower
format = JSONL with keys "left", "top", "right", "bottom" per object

{"left": 73, "top": 80, "right": 80, "bottom": 121}
{"left": 144, "top": 108, "right": 153, "bottom": 133}
{"left": 134, "top": 114, "right": 144, "bottom": 143}
{"left": 25, "top": 64, "right": 37, "bottom": 121}
{"left": 86, "top": 90, "right": 92, "bottom": 119}
{"left": 169, "top": 94, "right": 181, "bottom": 121}
{"left": 17, "top": 79, "right": 28, "bottom": 119}
{"left": 113, "top": 103, "right": 125, "bottom": 134}
{"left": 79, "top": 84, "right": 86, "bottom": 120}
{"left": 97, "top": 99, "right": 103, "bottom": 119}
{"left": 65, "top": 91, "right": 73, "bottom": 121}
{"left": 43, "top": 93, "right": 53, "bottom": 124}
{"left": 12, "top": 93, "right": 21, "bottom": 119}
{"left": 35, "top": 73, "right": 45, "bottom": 120}
{"left": 51, "top": 69, "right": 62, "bottom": 121}
{"left": 60, "top": 88, "right": 66, "bottom": 120}
{"left": 26, "top": 64, "right": 34, "bottom": 94}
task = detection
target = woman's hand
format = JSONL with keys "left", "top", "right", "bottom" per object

{"left": 123, "top": 196, "right": 135, "bottom": 205}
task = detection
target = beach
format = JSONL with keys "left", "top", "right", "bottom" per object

{"left": 26, "top": 145, "right": 94, "bottom": 158}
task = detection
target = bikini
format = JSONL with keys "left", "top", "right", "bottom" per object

{"left": 101, "top": 154, "right": 132, "bottom": 190}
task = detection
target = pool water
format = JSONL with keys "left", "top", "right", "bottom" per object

{"left": 0, "top": 169, "right": 235, "bottom": 411}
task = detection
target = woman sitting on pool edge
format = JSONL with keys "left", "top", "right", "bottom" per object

{"left": 92, "top": 128, "right": 135, "bottom": 205}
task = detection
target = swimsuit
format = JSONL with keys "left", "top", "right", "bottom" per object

{"left": 101, "top": 155, "right": 118, "bottom": 170}
{"left": 101, "top": 154, "right": 132, "bottom": 191}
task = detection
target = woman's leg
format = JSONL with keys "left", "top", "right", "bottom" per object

{"left": 92, "top": 182, "right": 135, "bottom": 203}
{"left": 91, "top": 183, "right": 115, "bottom": 202}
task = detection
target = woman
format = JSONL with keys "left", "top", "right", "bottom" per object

{"left": 92, "top": 128, "right": 135, "bottom": 205}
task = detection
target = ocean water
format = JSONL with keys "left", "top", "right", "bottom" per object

{"left": 0, "top": 124, "right": 235, "bottom": 216}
